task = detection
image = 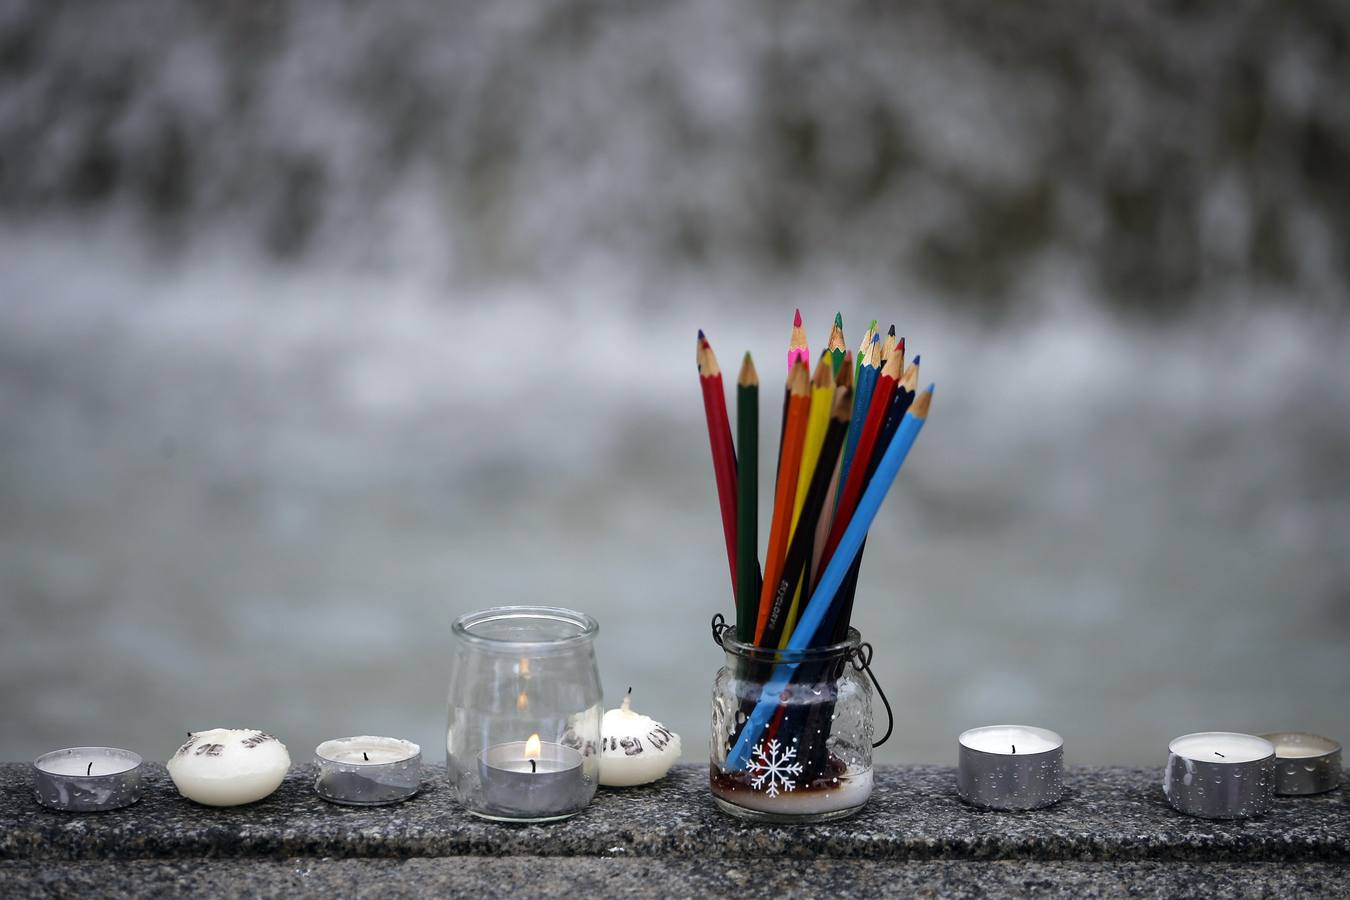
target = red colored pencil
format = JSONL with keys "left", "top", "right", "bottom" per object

{"left": 698, "top": 332, "right": 739, "bottom": 598}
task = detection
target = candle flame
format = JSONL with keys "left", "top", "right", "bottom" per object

{"left": 525, "top": 733, "right": 542, "bottom": 760}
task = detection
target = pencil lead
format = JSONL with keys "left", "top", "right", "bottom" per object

{"left": 871, "top": 333, "right": 880, "bottom": 344}
{"left": 913, "top": 354, "right": 921, "bottom": 365}
{"left": 793, "top": 308, "right": 802, "bottom": 327}
{"left": 834, "top": 311, "right": 843, "bottom": 328}
{"left": 698, "top": 328, "right": 705, "bottom": 340}
{"left": 887, "top": 324, "right": 896, "bottom": 337}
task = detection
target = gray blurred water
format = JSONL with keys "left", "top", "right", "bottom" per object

{"left": 2, "top": 1, "right": 1349, "bottom": 766}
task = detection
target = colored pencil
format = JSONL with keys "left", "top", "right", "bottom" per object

{"left": 826, "top": 313, "right": 847, "bottom": 376}
{"left": 812, "top": 353, "right": 852, "bottom": 576}
{"left": 755, "top": 361, "right": 811, "bottom": 644}
{"left": 697, "top": 332, "right": 739, "bottom": 599}
{"left": 826, "top": 357, "right": 920, "bottom": 641}
{"left": 760, "top": 384, "right": 853, "bottom": 648}
{"left": 775, "top": 309, "right": 809, "bottom": 489}
{"left": 837, "top": 333, "right": 881, "bottom": 506}
{"left": 854, "top": 319, "right": 877, "bottom": 387}
{"left": 735, "top": 353, "right": 760, "bottom": 641}
{"left": 790, "top": 354, "right": 835, "bottom": 537}
{"left": 728, "top": 386, "right": 934, "bottom": 767}
{"left": 880, "top": 325, "right": 897, "bottom": 366}
{"left": 819, "top": 345, "right": 905, "bottom": 578}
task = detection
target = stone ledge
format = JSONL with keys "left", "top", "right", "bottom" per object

{"left": 2, "top": 764, "right": 1346, "bottom": 863}
{"left": 4, "top": 858, "right": 1350, "bottom": 899}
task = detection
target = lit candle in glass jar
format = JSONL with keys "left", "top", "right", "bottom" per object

{"left": 478, "top": 733, "right": 588, "bottom": 821}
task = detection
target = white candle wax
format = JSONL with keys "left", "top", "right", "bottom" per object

{"left": 959, "top": 725, "right": 1063, "bottom": 756}
{"left": 316, "top": 736, "right": 419, "bottom": 765}
{"left": 1168, "top": 732, "right": 1273, "bottom": 764}
{"left": 37, "top": 752, "right": 138, "bottom": 777}
{"left": 168, "top": 728, "right": 291, "bottom": 806}
{"left": 599, "top": 689, "right": 682, "bottom": 787}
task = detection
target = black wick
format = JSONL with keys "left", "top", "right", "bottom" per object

{"left": 87, "top": 762, "right": 93, "bottom": 776}
{"left": 529, "top": 759, "right": 537, "bottom": 774}
{"left": 1214, "top": 751, "right": 1225, "bottom": 758}
{"left": 1012, "top": 745, "right": 1016, "bottom": 754}
{"left": 363, "top": 752, "right": 369, "bottom": 761}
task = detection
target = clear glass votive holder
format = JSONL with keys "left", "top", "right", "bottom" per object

{"left": 446, "top": 606, "right": 603, "bottom": 823}
{"left": 34, "top": 747, "right": 143, "bottom": 812}
{"left": 314, "top": 736, "right": 421, "bottom": 806}
{"left": 710, "top": 621, "right": 878, "bottom": 824}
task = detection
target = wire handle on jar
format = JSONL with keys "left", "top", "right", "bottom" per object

{"left": 849, "top": 642, "right": 893, "bottom": 748}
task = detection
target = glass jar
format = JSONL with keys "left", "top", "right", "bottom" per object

{"left": 446, "top": 606, "right": 602, "bottom": 822}
{"left": 710, "top": 619, "right": 881, "bottom": 823}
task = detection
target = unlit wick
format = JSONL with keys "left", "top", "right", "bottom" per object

{"left": 87, "top": 762, "right": 93, "bottom": 776}
{"left": 363, "top": 752, "right": 369, "bottom": 761}
{"left": 1012, "top": 745, "right": 1016, "bottom": 754}
{"left": 1215, "top": 751, "right": 1225, "bottom": 758}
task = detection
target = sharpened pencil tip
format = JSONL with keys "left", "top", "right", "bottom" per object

{"left": 834, "top": 311, "right": 843, "bottom": 327}
{"left": 926, "top": 383, "right": 935, "bottom": 394}
{"left": 793, "top": 308, "right": 802, "bottom": 327}
{"left": 888, "top": 324, "right": 896, "bottom": 336}
{"left": 697, "top": 328, "right": 705, "bottom": 339}
{"left": 871, "top": 333, "right": 880, "bottom": 344}
{"left": 913, "top": 354, "right": 921, "bottom": 365}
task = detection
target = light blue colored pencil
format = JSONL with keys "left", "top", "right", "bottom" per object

{"left": 727, "top": 385, "right": 933, "bottom": 770}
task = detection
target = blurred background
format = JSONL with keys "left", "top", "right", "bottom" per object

{"left": 2, "top": 0, "right": 1348, "bottom": 767}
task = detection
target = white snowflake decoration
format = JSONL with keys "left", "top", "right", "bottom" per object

{"left": 747, "top": 739, "right": 803, "bottom": 797}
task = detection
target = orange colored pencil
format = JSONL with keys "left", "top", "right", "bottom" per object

{"left": 755, "top": 360, "right": 811, "bottom": 644}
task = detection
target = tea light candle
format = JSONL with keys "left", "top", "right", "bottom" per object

{"left": 314, "top": 736, "right": 421, "bottom": 806}
{"left": 599, "top": 689, "right": 682, "bottom": 787}
{"left": 1163, "top": 731, "right": 1275, "bottom": 819}
{"left": 33, "top": 747, "right": 143, "bottom": 812}
{"left": 167, "top": 729, "right": 290, "bottom": 807}
{"left": 957, "top": 725, "right": 1065, "bottom": 811}
{"left": 1260, "top": 732, "right": 1342, "bottom": 796}
{"left": 478, "top": 733, "right": 588, "bottom": 821}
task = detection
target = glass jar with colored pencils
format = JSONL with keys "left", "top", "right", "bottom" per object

{"left": 696, "top": 312, "right": 930, "bottom": 823}
{"left": 709, "top": 615, "right": 891, "bottom": 823}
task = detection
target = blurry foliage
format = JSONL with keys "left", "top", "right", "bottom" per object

{"left": 0, "top": 0, "right": 1347, "bottom": 309}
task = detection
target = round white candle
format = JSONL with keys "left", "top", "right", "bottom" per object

{"left": 599, "top": 689, "right": 682, "bottom": 787}
{"left": 959, "top": 725, "right": 1063, "bottom": 756}
{"left": 167, "top": 729, "right": 290, "bottom": 806}
{"left": 316, "top": 736, "right": 419, "bottom": 765}
{"left": 1168, "top": 732, "right": 1273, "bottom": 764}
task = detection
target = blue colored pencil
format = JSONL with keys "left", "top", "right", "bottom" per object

{"left": 836, "top": 333, "right": 880, "bottom": 507}
{"left": 727, "top": 386, "right": 933, "bottom": 769}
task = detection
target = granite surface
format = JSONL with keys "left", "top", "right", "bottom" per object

{"left": 2, "top": 763, "right": 1346, "bottom": 865}
{"left": 4, "top": 859, "right": 1349, "bottom": 899}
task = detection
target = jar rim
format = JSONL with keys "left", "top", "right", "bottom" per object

{"left": 719, "top": 627, "right": 861, "bottom": 662}
{"left": 452, "top": 606, "right": 599, "bottom": 651}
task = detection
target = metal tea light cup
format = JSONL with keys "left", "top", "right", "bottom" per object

{"left": 1261, "top": 732, "right": 1342, "bottom": 796}
{"left": 957, "top": 725, "right": 1065, "bottom": 811}
{"left": 314, "top": 737, "right": 421, "bottom": 806}
{"left": 34, "top": 747, "right": 143, "bottom": 812}
{"left": 1163, "top": 732, "right": 1276, "bottom": 819}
